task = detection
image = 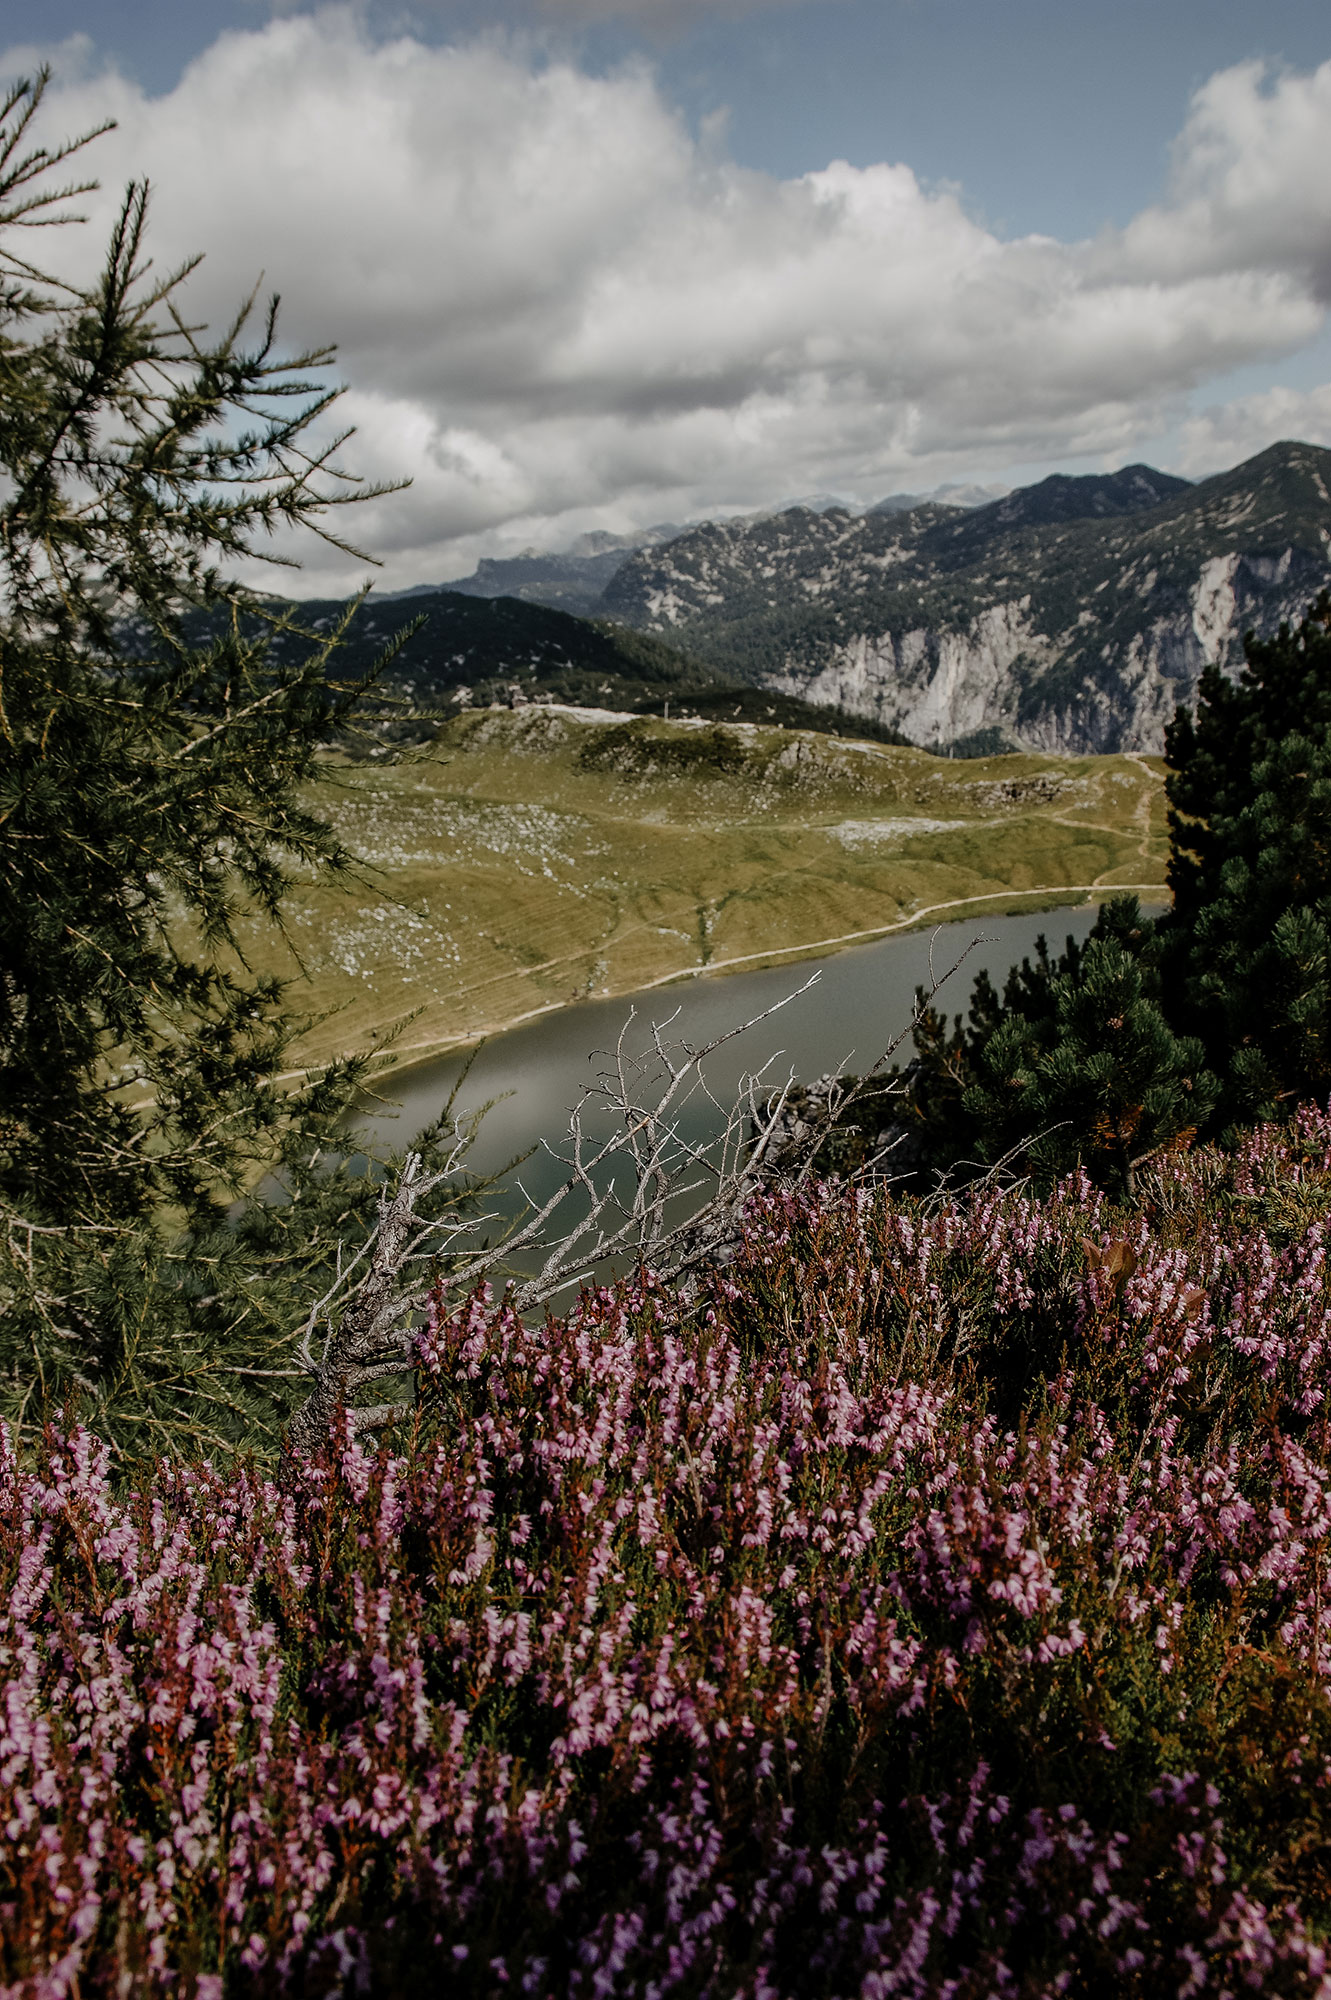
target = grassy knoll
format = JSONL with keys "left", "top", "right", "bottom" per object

{"left": 246, "top": 707, "right": 1168, "bottom": 1070}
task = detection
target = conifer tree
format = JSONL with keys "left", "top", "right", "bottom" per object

{"left": 898, "top": 599, "right": 1331, "bottom": 1183}
{"left": 1165, "top": 593, "right": 1331, "bottom": 1122}
{"left": 900, "top": 899, "right": 1215, "bottom": 1193}
{"left": 962, "top": 924, "right": 1215, "bottom": 1194}
{"left": 0, "top": 71, "right": 462, "bottom": 1454}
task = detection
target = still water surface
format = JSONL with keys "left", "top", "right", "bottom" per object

{"left": 357, "top": 906, "right": 1117, "bottom": 1208}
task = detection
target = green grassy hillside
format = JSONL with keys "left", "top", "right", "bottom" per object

{"left": 242, "top": 708, "right": 1168, "bottom": 1072}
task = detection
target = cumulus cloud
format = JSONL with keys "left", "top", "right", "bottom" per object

{"left": 14, "top": 18, "right": 1331, "bottom": 589}
{"left": 1112, "top": 59, "right": 1331, "bottom": 301}
{"left": 1174, "top": 383, "right": 1331, "bottom": 477}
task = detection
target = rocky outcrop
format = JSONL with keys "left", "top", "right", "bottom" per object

{"left": 775, "top": 545, "right": 1331, "bottom": 755}
{"left": 765, "top": 598, "right": 1052, "bottom": 748}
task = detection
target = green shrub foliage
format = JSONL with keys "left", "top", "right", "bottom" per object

{"left": 901, "top": 598, "right": 1331, "bottom": 1186}
{"left": 900, "top": 898, "right": 1217, "bottom": 1194}
{"left": 1167, "top": 591, "right": 1331, "bottom": 1120}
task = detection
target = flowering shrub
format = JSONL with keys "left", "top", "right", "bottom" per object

{"left": 8, "top": 1109, "right": 1331, "bottom": 1995}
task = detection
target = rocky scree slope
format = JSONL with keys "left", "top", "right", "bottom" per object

{"left": 599, "top": 442, "right": 1331, "bottom": 754}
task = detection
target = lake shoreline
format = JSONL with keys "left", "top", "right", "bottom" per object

{"left": 346, "top": 879, "right": 1169, "bottom": 1097}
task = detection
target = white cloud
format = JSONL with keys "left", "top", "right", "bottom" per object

{"left": 1110, "top": 59, "right": 1331, "bottom": 301}
{"left": 14, "top": 19, "right": 1331, "bottom": 590}
{"left": 1174, "top": 384, "right": 1331, "bottom": 478}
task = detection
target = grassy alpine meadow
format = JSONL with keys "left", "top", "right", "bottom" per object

{"left": 6, "top": 1106, "right": 1331, "bottom": 1995}
{"left": 245, "top": 707, "right": 1168, "bottom": 1072}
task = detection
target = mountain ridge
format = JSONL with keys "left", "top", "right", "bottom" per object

{"left": 413, "top": 482, "right": 1010, "bottom": 616}
{"left": 596, "top": 441, "right": 1331, "bottom": 754}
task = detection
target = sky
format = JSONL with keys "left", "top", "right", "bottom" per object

{"left": 5, "top": 0, "right": 1331, "bottom": 592}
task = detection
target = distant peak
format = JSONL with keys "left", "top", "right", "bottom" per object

{"left": 869, "top": 481, "right": 1009, "bottom": 517}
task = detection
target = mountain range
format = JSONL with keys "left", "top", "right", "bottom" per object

{"left": 597, "top": 443, "right": 1331, "bottom": 754}
{"left": 403, "top": 527, "right": 683, "bottom": 618}
{"left": 416, "top": 482, "right": 1008, "bottom": 620}
{"left": 247, "top": 441, "right": 1331, "bottom": 759}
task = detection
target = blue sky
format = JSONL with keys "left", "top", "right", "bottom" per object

{"left": 8, "top": 0, "right": 1331, "bottom": 588}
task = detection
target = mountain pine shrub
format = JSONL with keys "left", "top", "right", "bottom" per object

{"left": 899, "top": 597, "right": 1331, "bottom": 1186}
{"left": 1166, "top": 590, "right": 1331, "bottom": 1122}
{"left": 899, "top": 897, "right": 1216, "bottom": 1195}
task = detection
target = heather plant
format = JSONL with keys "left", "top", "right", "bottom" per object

{"left": 6, "top": 1107, "right": 1331, "bottom": 1994}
